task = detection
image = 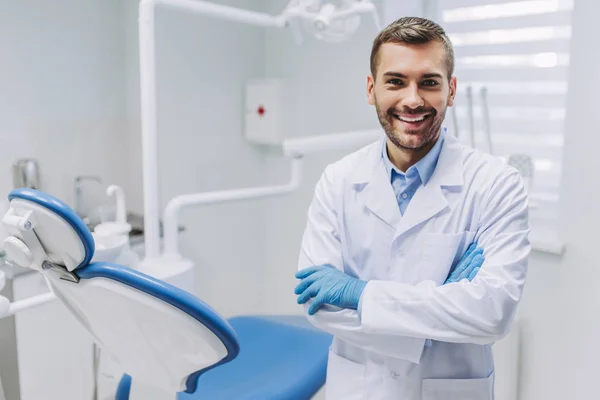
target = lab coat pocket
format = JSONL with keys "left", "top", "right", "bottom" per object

{"left": 325, "top": 349, "right": 366, "bottom": 400}
{"left": 419, "top": 231, "right": 476, "bottom": 284}
{"left": 421, "top": 371, "right": 494, "bottom": 400}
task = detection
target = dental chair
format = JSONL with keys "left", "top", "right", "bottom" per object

{"left": 2, "top": 189, "right": 331, "bottom": 399}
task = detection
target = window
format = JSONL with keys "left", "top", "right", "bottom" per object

{"left": 434, "top": 0, "right": 573, "bottom": 237}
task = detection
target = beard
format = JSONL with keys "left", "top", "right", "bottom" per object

{"left": 375, "top": 98, "right": 447, "bottom": 152}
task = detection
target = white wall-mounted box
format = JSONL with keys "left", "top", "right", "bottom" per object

{"left": 245, "top": 78, "right": 283, "bottom": 145}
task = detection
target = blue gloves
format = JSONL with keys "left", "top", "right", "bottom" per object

{"left": 295, "top": 265, "right": 366, "bottom": 315}
{"left": 295, "top": 244, "right": 485, "bottom": 316}
{"left": 444, "top": 243, "right": 484, "bottom": 284}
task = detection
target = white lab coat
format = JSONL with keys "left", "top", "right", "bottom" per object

{"left": 298, "top": 132, "right": 530, "bottom": 400}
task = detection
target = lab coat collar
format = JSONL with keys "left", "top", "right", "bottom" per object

{"left": 427, "top": 131, "right": 464, "bottom": 187}
{"left": 351, "top": 129, "right": 464, "bottom": 233}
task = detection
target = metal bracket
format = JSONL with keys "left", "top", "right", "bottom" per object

{"left": 41, "top": 261, "right": 80, "bottom": 284}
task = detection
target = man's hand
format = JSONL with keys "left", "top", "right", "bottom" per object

{"left": 295, "top": 265, "right": 367, "bottom": 315}
{"left": 444, "top": 243, "right": 484, "bottom": 284}
{"left": 295, "top": 244, "right": 483, "bottom": 316}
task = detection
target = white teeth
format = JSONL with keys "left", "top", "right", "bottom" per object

{"left": 396, "top": 114, "right": 429, "bottom": 123}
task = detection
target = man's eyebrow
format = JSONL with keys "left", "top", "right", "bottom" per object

{"left": 382, "top": 72, "right": 444, "bottom": 79}
{"left": 382, "top": 72, "right": 407, "bottom": 78}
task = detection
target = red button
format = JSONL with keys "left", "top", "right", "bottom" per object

{"left": 257, "top": 105, "right": 266, "bottom": 117}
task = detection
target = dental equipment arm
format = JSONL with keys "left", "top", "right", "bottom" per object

{"left": 0, "top": 292, "right": 56, "bottom": 319}
{"left": 139, "top": 0, "right": 286, "bottom": 260}
{"left": 163, "top": 157, "right": 302, "bottom": 257}
{"left": 162, "top": 130, "right": 381, "bottom": 257}
{"left": 139, "top": 0, "right": 380, "bottom": 260}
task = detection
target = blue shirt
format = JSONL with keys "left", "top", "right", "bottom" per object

{"left": 382, "top": 128, "right": 446, "bottom": 214}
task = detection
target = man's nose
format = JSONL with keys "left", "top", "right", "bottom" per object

{"left": 401, "top": 84, "right": 425, "bottom": 110}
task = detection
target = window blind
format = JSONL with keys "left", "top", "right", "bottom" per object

{"left": 435, "top": 0, "right": 573, "bottom": 221}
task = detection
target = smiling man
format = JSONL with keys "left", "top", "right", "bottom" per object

{"left": 294, "top": 17, "right": 531, "bottom": 400}
{"left": 369, "top": 21, "right": 453, "bottom": 170}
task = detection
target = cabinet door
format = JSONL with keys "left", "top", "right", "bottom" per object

{"left": 14, "top": 272, "right": 94, "bottom": 400}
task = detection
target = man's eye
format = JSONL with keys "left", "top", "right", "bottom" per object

{"left": 388, "top": 79, "right": 403, "bottom": 85}
{"left": 422, "top": 80, "right": 439, "bottom": 87}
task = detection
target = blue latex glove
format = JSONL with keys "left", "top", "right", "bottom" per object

{"left": 420, "top": 243, "right": 485, "bottom": 348}
{"left": 295, "top": 265, "right": 366, "bottom": 315}
{"left": 444, "top": 242, "right": 485, "bottom": 284}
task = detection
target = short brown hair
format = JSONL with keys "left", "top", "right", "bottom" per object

{"left": 370, "top": 17, "right": 455, "bottom": 81}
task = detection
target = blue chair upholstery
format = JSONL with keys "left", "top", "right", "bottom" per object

{"left": 117, "top": 315, "right": 331, "bottom": 400}
{"left": 181, "top": 316, "right": 331, "bottom": 400}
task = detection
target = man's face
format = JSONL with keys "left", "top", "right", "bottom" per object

{"left": 367, "top": 41, "right": 456, "bottom": 151}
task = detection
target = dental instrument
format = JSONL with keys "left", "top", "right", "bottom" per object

{"left": 1, "top": 188, "right": 332, "bottom": 399}
{"left": 450, "top": 84, "right": 539, "bottom": 209}
{"left": 465, "top": 84, "right": 476, "bottom": 148}
{"left": 480, "top": 86, "right": 495, "bottom": 155}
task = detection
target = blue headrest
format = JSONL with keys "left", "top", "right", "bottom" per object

{"left": 8, "top": 188, "right": 95, "bottom": 270}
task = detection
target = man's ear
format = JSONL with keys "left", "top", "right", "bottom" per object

{"left": 367, "top": 74, "right": 375, "bottom": 105}
{"left": 448, "top": 76, "right": 457, "bottom": 107}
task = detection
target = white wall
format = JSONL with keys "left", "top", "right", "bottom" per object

{"left": 121, "top": 0, "right": 268, "bottom": 317}
{"left": 516, "top": 1, "right": 600, "bottom": 399}
{"left": 510, "top": 0, "right": 600, "bottom": 394}
{"left": 0, "top": 0, "right": 129, "bottom": 205}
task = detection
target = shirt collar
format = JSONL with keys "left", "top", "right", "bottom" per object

{"left": 382, "top": 127, "right": 446, "bottom": 185}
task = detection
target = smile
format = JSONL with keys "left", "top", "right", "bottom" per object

{"left": 393, "top": 113, "right": 432, "bottom": 123}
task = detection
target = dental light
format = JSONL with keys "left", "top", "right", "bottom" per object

{"left": 281, "top": 0, "right": 382, "bottom": 43}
